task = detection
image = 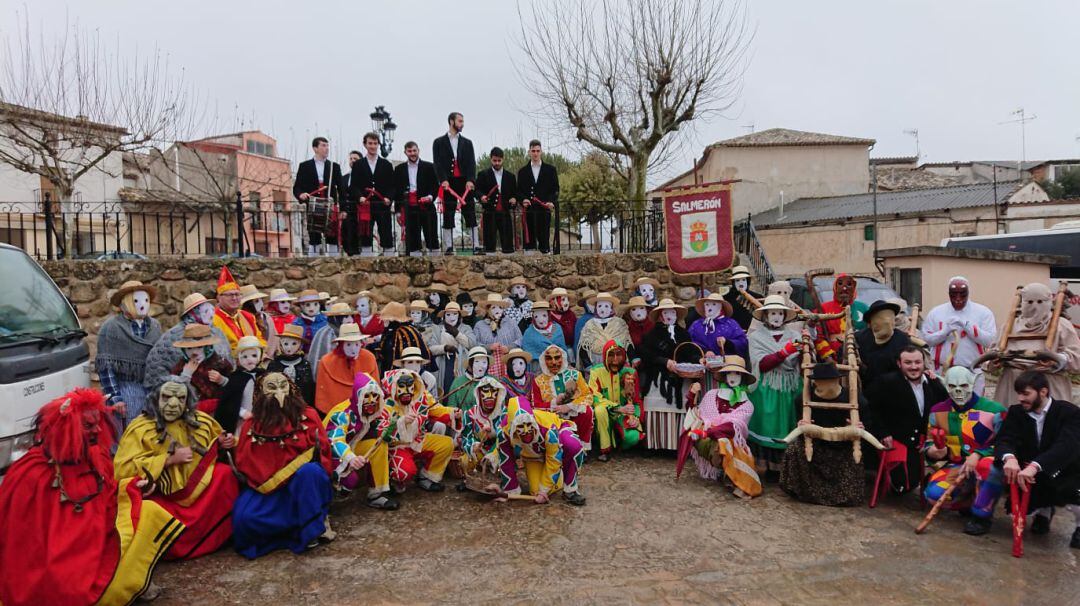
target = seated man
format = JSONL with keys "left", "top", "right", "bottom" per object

{"left": 114, "top": 380, "right": 240, "bottom": 560}
{"left": 323, "top": 372, "right": 399, "bottom": 510}
{"left": 0, "top": 389, "right": 178, "bottom": 605}
{"left": 995, "top": 371, "right": 1080, "bottom": 549}
{"left": 447, "top": 346, "right": 493, "bottom": 411}
{"left": 923, "top": 366, "right": 1006, "bottom": 535}
{"left": 460, "top": 376, "right": 531, "bottom": 474}
{"left": 382, "top": 368, "right": 456, "bottom": 493}
{"left": 496, "top": 408, "right": 587, "bottom": 506}
{"left": 587, "top": 340, "right": 645, "bottom": 456}
{"left": 232, "top": 372, "right": 335, "bottom": 559}
{"left": 532, "top": 343, "right": 595, "bottom": 450}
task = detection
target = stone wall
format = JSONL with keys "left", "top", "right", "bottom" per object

{"left": 43, "top": 253, "right": 730, "bottom": 366}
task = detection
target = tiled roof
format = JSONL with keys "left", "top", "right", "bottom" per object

{"left": 870, "top": 156, "right": 918, "bottom": 165}
{"left": 713, "top": 128, "right": 875, "bottom": 148}
{"left": 875, "top": 168, "right": 963, "bottom": 191}
{"left": 752, "top": 181, "right": 1029, "bottom": 227}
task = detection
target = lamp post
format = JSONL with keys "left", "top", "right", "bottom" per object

{"left": 369, "top": 105, "right": 397, "bottom": 158}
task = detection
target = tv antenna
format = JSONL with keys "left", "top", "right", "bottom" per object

{"left": 999, "top": 108, "right": 1037, "bottom": 172}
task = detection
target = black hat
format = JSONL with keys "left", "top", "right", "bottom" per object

{"left": 864, "top": 299, "right": 901, "bottom": 321}
{"left": 455, "top": 292, "right": 476, "bottom": 306}
{"left": 808, "top": 362, "right": 842, "bottom": 381}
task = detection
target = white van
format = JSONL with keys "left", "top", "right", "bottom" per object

{"left": 0, "top": 244, "right": 90, "bottom": 476}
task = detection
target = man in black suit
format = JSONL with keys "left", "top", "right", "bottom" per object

{"left": 475, "top": 147, "right": 517, "bottom": 254}
{"left": 292, "top": 136, "right": 343, "bottom": 253}
{"left": 341, "top": 150, "right": 361, "bottom": 193}
{"left": 516, "top": 139, "right": 560, "bottom": 254}
{"left": 348, "top": 133, "right": 397, "bottom": 256}
{"left": 395, "top": 141, "right": 440, "bottom": 256}
{"left": 432, "top": 112, "right": 477, "bottom": 254}
{"left": 867, "top": 345, "right": 948, "bottom": 492}
{"left": 995, "top": 370, "right": 1080, "bottom": 548}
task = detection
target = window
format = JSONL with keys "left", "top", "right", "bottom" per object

{"left": 863, "top": 225, "right": 875, "bottom": 241}
{"left": 205, "top": 237, "right": 230, "bottom": 255}
{"left": 0, "top": 247, "right": 80, "bottom": 342}
{"left": 245, "top": 140, "right": 275, "bottom": 157}
{"left": 889, "top": 267, "right": 922, "bottom": 309}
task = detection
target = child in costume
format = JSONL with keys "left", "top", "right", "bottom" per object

{"left": 267, "top": 323, "right": 316, "bottom": 406}
{"left": 214, "top": 335, "right": 265, "bottom": 434}
{"left": 169, "top": 323, "right": 233, "bottom": 406}
{"left": 291, "top": 289, "right": 329, "bottom": 351}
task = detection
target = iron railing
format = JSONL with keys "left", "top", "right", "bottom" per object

{"left": 733, "top": 215, "right": 775, "bottom": 286}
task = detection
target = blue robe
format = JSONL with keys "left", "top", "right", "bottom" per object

{"left": 232, "top": 462, "right": 332, "bottom": 559}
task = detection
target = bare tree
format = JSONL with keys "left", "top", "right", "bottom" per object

{"left": 516, "top": 0, "right": 752, "bottom": 202}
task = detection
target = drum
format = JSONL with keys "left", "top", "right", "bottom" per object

{"left": 308, "top": 197, "right": 333, "bottom": 234}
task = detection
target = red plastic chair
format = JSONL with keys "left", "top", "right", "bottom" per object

{"left": 869, "top": 442, "right": 910, "bottom": 508}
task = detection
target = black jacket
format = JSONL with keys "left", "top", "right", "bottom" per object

{"left": 516, "top": 162, "right": 560, "bottom": 205}
{"left": 867, "top": 371, "right": 947, "bottom": 448}
{"left": 348, "top": 156, "right": 397, "bottom": 206}
{"left": 724, "top": 288, "right": 761, "bottom": 332}
{"left": 855, "top": 328, "right": 912, "bottom": 387}
{"left": 293, "top": 159, "right": 343, "bottom": 201}
{"left": 475, "top": 167, "right": 517, "bottom": 212}
{"left": 432, "top": 133, "right": 476, "bottom": 183}
{"left": 393, "top": 160, "right": 439, "bottom": 207}
{"left": 267, "top": 355, "right": 316, "bottom": 408}
{"left": 995, "top": 399, "right": 1080, "bottom": 479}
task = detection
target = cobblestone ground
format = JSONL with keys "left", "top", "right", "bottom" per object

{"left": 155, "top": 451, "right": 1079, "bottom": 606}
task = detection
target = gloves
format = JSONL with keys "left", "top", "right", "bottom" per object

{"left": 780, "top": 340, "right": 798, "bottom": 356}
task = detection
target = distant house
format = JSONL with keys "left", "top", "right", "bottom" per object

{"left": 747, "top": 181, "right": 1079, "bottom": 277}
{"left": 920, "top": 159, "right": 1080, "bottom": 184}
{"left": 650, "top": 127, "right": 876, "bottom": 218}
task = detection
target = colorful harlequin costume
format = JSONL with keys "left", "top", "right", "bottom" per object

{"left": 382, "top": 368, "right": 455, "bottom": 488}
{"left": 683, "top": 382, "right": 762, "bottom": 497}
{"left": 232, "top": 373, "right": 334, "bottom": 559}
{"left": 923, "top": 394, "right": 1007, "bottom": 519}
{"left": 113, "top": 381, "right": 239, "bottom": 560}
{"left": 496, "top": 408, "right": 585, "bottom": 499}
{"left": 0, "top": 389, "right": 179, "bottom": 606}
{"left": 323, "top": 372, "right": 394, "bottom": 501}
{"left": 532, "top": 343, "right": 596, "bottom": 449}
{"left": 587, "top": 340, "right": 646, "bottom": 451}
{"left": 211, "top": 266, "right": 265, "bottom": 356}
{"left": 459, "top": 376, "right": 531, "bottom": 474}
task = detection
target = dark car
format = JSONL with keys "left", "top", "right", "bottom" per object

{"left": 73, "top": 251, "right": 149, "bottom": 261}
{"left": 788, "top": 276, "right": 902, "bottom": 311}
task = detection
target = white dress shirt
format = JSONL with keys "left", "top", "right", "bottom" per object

{"left": 448, "top": 132, "right": 459, "bottom": 157}
{"left": 1003, "top": 398, "right": 1053, "bottom": 470}
{"left": 366, "top": 155, "right": 378, "bottom": 176}
{"left": 314, "top": 157, "right": 326, "bottom": 182}
{"left": 531, "top": 162, "right": 541, "bottom": 182}
{"left": 908, "top": 376, "right": 927, "bottom": 417}
{"left": 407, "top": 161, "right": 419, "bottom": 192}
{"left": 493, "top": 168, "right": 503, "bottom": 191}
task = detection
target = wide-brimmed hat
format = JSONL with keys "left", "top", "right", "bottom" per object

{"left": 395, "top": 346, "right": 429, "bottom": 366}
{"left": 714, "top": 355, "right": 756, "bottom": 385}
{"left": 181, "top": 293, "right": 215, "bottom": 317}
{"left": 864, "top": 299, "right": 901, "bottom": 322}
{"left": 509, "top": 276, "right": 528, "bottom": 288}
{"left": 173, "top": 324, "right": 218, "bottom": 348}
{"left": 325, "top": 302, "right": 356, "bottom": 317}
{"left": 465, "top": 345, "right": 491, "bottom": 362}
{"left": 695, "top": 292, "right": 733, "bottom": 318}
{"left": 455, "top": 292, "right": 475, "bottom": 306}
{"left": 548, "top": 287, "right": 570, "bottom": 299}
{"left": 296, "top": 289, "right": 322, "bottom": 303}
{"left": 333, "top": 323, "right": 369, "bottom": 343}
{"left": 239, "top": 284, "right": 268, "bottom": 305}
{"left": 624, "top": 296, "right": 648, "bottom": 311}
{"left": 318, "top": 291, "right": 333, "bottom": 301}
{"left": 408, "top": 299, "right": 432, "bottom": 313}
{"left": 505, "top": 348, "right": 533, "bottom": 365}
{"left": 437, "top": 301, "right": 463, "bottom": 318}
{"left": 587, "top": 292, "right": 620, "bottom": 307}
{"left": 478, "top": 293, "right": 509, "bottom": 309}
{"left": 579, "top": 289, "right": 598, "bottom": 307}
{"left": 634, "top": 276, "right": 660, "bottom": 290}
{"left": 648, "top": 298, "right": 687, "bottom": 323}
{"left": 729, "top": 265, "right": 752, "bottom": 281}
{"left": 268, "top": 288, "right": 295, "bottom": 303}
{"left": 809, "top": 362, "right": 842, "bottom": 381}
{"left": 531, "top": 299, "right": 551, "bottom": 312}
{"left": 236, "top": 335, "right": 264, "bottom": 353}
{"left": 751, "top": 294, "right": 798, "bottom": 323}
{"left": 278, "top": 324, "right": 308, "bottom": 343}
{"left": 380, "top": 301, "right": 409, "bottom": 323}
{"left": 109, "top": 280, "right": 158, "bottom": 308}
{"left": 429, "top": 283, "right": 450, "bottom": 294}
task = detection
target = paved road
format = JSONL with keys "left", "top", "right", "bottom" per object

{"left": 154, "top": 452, "right": 1079, "bottom": 605}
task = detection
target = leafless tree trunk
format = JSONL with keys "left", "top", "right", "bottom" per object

{"left": 516, "top": 0, "right": 751, "bottom": 202}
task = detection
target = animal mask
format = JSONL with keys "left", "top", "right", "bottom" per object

{"left": 262, "top": 372, "right": 291, "bottom": 408}
{"left": 945, "top": 366, "right": 975, "bottom": 406}
{"left": 158, "top": 381, "right": 187, "bottom": 422}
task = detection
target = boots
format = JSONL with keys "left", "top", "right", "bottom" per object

{"left": 442, "top": 229, "right": 454, "bottom": 254}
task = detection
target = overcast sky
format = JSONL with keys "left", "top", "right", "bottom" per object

{"left": 4, "top": 1, "right": 1079, "bottom": 184}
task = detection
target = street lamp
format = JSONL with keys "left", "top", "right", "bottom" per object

{"left": 369, "top": 105, "right": 397, "bottom": 158}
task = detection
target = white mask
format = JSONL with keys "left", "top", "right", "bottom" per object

{"left": 184, "top": 347, "right": 206, "bottom": 363}
{"left": 462, "top": 303, "right": 475, "bottom": 316}
{"left": 237, "top": 347, "right": 261, "bottom": 371}
{"left": 342, "top": 341, "right": 362, "bottom": 359}
{"left": 410, "top": 310, "right": 425, "bottom": 324}
{"left": 300, "top": 301, "right": 321, "bottom": 318}
{"left": 945, "top": 366, "right": 975, "bottom": 405}
{"left": 340, "top": 316, "right": 356, "bottom": 326}
{"left": 489, "top": 305, "right": 504, "bottom": 321}
{"left": 272, "top": 301, "right": 292, "bottom": 315}
{"left": 251, "top": 299, "right": 264, "bottom": 314}
{"left": 194, "top": 302, "right": 215, "bottom": 325}
{"left": 510, "top": 357, "right": 527, "bottom": 378}
{"left": 703, "top": 301, "right": 722, "bottom": 319}
{"left": 638, "top": 284, "right": 655, "bottom": 301}
{"left": 766, "top": 309, "right": 787, "bottom": 329}
{"left": 533, "top": 310, "right": 549, "bottom": 328}
{"left": 428, "top": 293, "right": 441, "bottom": 307}
{"left": 660, "top": 309, "right": 678, "bottom": 326}
{"left": 280, "top": 337, "right": 302, "bottom": 356}
{"left": 132, "top": 290, "right": 151, "bottom": 317}
{"left": 725, "top": 372, "right": 742, "bottom": 387}
{"left": 734, "top": 278, "right": 749, "bottom": 291}
{"left": 444, "top": 311, "right": 460, "bottom": 327}
{"left": 471, "top": 356, "right": 489, "bottom": 378}
{"left": 596, "top": 301, "right": 613, "bottom": 319}
{"left": 510, "top": 284, "right": 527, "bottom": 298}
{"left": 403, "top": 360, "right": 424, "bottom": 374}
{"left": 629, "top": 307, "right": 647, "bottom": 322}
{"left": 356, "top": 298, "right": 371, "bottom": 316}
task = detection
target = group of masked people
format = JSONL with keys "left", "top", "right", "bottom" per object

{"left": 293, "top": 112, "right": 561, "bottom": 257}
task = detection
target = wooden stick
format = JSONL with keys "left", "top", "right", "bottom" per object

{"left": 1010, "top": 481, "right": 1031, "bottom": 558}
{"left": 737, "top": 288, "right": 763, "bottom": 310}
{"left": 845, "top": 306, "right": 863, "bottom": 464}
{"left": 998, "top": 286, "right": 1023, "bottom": 352}
{"left": 915, "top": 481, "right": 958, "bottom": 534}
{"left": 1045, "top": 282, "right": 1068, "bottom": 352}
{"left": 907, "top": 303, "right": 921, "bottom": 337}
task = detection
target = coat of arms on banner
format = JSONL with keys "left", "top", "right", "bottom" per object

{"left": 682, "top": 214, "right": 716, "bottom": 258}
{"left": 660, "top": 183, "right": 734, "bottom": 275}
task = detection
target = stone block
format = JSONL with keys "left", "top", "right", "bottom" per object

{"left": 160, "top": 268, "right": 185, "bottom": 281}
{"left": 596, "top": 274, "right": 621, "bottom": 293}
{"left": 372, "top": 273, "right": 395, "bottom": 287}
{"left": 676, "top": 286, "right": 698, "bottom": 302}
{"left": 251, "top": 270, "right": 284, "bottom": 289}
{"left": 342, "top": 272, "right": 370, "bottom": 294}
{"left": 68, "top": 281, "right": 101, "bottom": 304}
{"left": 285, "top": 267, "right": 307, "bottom": 280}
{"left": 483, "top": 260, "right": 518, "bottom": 279}
{"left": 458, "top": 273, "right": 487, "bottom": 291}
{"left": 411, "top": 273, "right": 432, "bottom": 287}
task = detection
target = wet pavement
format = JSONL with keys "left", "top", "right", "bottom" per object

{"left": 154, "top": 452, "right": 1079, "bottom": 605}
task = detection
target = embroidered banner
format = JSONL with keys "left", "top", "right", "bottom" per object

{"left": 662, "top": 184, "right": 734, "bottom": 275}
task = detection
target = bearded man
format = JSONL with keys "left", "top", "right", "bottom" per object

{"left": 232, "top": 372, "right": 335, "bottom": 558}
{"left": 324, "top": 372, "right": 398, "bottom": 510}
{"left": 0, "top": 389, "right": 178, "bottom": 605}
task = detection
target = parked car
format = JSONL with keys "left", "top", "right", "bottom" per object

{"left": 0, "top": 244, "right": 90, "bottom": 478}
{"left": 73, "top": 251, "right": 149, "bottom": 261}
{"left": 788, "top": 276, "right": 902, "bottom": 311}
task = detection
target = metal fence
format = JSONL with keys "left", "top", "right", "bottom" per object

{"left": 0, "top": 198, "right": 666, "bottom": 261}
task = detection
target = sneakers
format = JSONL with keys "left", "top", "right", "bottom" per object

{"left": 1032, "top": 513, "right": 1053, "bottom": 535}
{"left": 563, "top": 491, "right": 587, "bottom": 506}
{"left": 367, "top": 494, "right": 400, "bottom": 510}
{"left": 962, "top": 517, "right": 992, "bottom": 536}
{"left": 417, "top": 477, "right": 445, "bottom": 492}
{"left": 596, "top": 453, "right": 610, "bottom": 463}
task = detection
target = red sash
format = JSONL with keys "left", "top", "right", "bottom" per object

{"left": 215, "top": 308, "right": 257, "bottom": 341}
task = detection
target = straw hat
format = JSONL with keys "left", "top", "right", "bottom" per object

{"left": 714, "top": 355, "right": 756, "bottom": 384}
{"left": 268, "top": 288, "right": 295, "bottom": 303}
{"left": 333, "top": 323, "right": 368, "bottom": 343}
{"left": 181, "top": 293, "right": 214, "bottom": 317}
{"left": 296, "top": 289, "right": 321, "bottom": 303}
{"left": 408, "top": 299, "right": 432, "bottom": 313}
{"left": 634, "top": 276, "right": 660, "bottom": 290}
{"left": 239, "top": 284, "right": 268, "bottom": 305}
{"left": 587, "top": 292, "right": 620, "bottom": 307}
{"left": 478, "top": 293, "right": 509, "bottom": 309}
{"left": 437, "top": 301, "right": 463, "bottom": 318}
{"left": 325, "top": 302, "right": 356, "bottom": 317}
{"left": 509, "top": 276, "right": 528, "bottom": 288}
{"left": 318, "top": 291, "right": 332, "bottom": 301}
{"left": 278, "top": 324, "right": 307, "bottom": 343}
{"left": 624, "top": 296, "right": 648, "bottom": 310}
{"left": 429, "top": 283, "right": 450, "bottom": 293}
{"left": 648, "top": 298, "right": 687, "bottom": 323}
{"left": 579, "top": 289, "right": 598, "bottom": 306}
{"left": 173, "top": 324, "right": 218, "bottom": 348}
{"left": 694, "top": 292, "right": 733, "bottom": 318}
{"left": 109, "top": 280, "right": 158, "bottom": 307}
{"left": 548, "top": 287, "right": 570, "bottom": 299}
{"left": 236, "top": 335, "right": 264, "bottom": 353}
{"left": 505, "top": 348, "right": 533, "bottom": 365}
{"left": 729, "top": 265, "right": 752, "bottom": 281}
{"left": 395, "top": 346, "right": 429, "bottom": 366}
{"left": 380, "top": 301, "right": 409, "bottom": 323}
{"left": 465, "top": 346, "right": 491, "bottom": 362}
{"left": 531, "top": 299, "right": 551, "bottom": 312}
{"left": 751, "top": 294, "right": 798, "bottom": 323}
